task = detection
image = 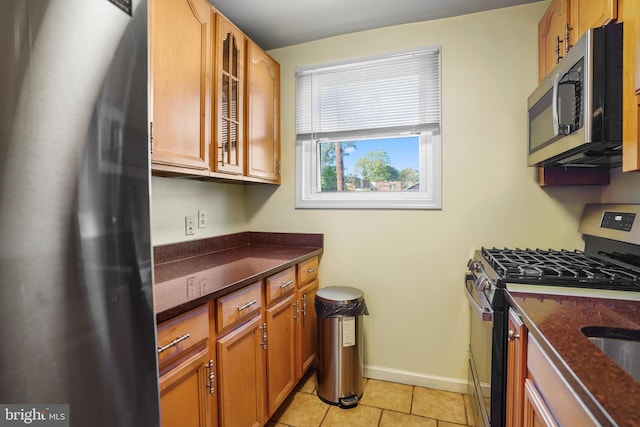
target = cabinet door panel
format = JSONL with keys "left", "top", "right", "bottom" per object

{"left": 160, "top": 349, "right": 213, "bottom": 427}
{"left": 216, "top": 316, "right": 264, "bottom": 427}
{"left": 298, "top": 280, "right": 318, "bottom": 378}
{"left": 622, "top": 0, "right": 640, "bottom": 171}
{"left": 150, "top": 0, "right": 211, "bottom": 172}
{"left": 538, "top": 0, "right": 570, "bottom": 81}
{"left": 571, "top": 0, "right": 617, "bottom": 40}
{"left": 265, "top": 295, "right": 296, "bottom": 416}
{"left": 246, "top": 41, "right": 280, "bottom": 183}
{"left": 213, "top": 14, "right": 245, "bottom": 176}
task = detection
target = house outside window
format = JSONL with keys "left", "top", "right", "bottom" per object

{"left": 295, "top": 46, "right": 442, "bottom": 209}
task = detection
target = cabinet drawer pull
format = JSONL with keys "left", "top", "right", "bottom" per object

{"left": 306, "top": 267, "right": 318, "bottom": 273}
{"left": 237, "top": 299, "right": 257, "bottom": 312}
{"left": 280, "top": 280, "right": 294, "bottom": 289}
{"left": 158, "top": 333, "right": 190, "bottom": 354}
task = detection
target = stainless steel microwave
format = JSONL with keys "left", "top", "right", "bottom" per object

{"left": 527, "top": 23, "right": 623, "bottom": 168}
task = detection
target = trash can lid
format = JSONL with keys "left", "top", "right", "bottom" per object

{"left": 316, "top": 286, "right": 363, "bottom": 304}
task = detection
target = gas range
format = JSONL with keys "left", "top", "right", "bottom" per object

{"left": 465, "top": 204, "right": 640, "bottom": 427}
{"left": 469, "top": 204, "right": 640, "bottom": 306}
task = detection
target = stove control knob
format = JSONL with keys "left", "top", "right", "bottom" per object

{"left": 476, "top": 277, "right": 493, "bottom": 292}
{"left": 467, "top": 259, "right": 483, "bottom": 272}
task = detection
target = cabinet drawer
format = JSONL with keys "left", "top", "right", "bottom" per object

{"left": 157, "top": 304, "right": 209, "bottom": 368}
{"left": 297, "top": 256, "right": 319, "bottom": 287}
{"left": 217, "top": 281, "right": 262, "bottom": 333}
{"left": 265, "top": 267, "right": 296, "bottom": 305}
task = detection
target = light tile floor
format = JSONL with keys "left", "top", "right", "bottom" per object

{"left": 268, "top": 370, "right": 474, "bottom": 427}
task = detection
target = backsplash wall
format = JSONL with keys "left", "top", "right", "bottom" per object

{"left": 150, "top": 176, "right": 247, "bottom": 246}
{"left": 602, "top": 168, "right": 640, "bottom": 203}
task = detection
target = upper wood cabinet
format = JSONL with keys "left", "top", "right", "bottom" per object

{"left": 150, "top": 5, "right": 282, "bottom": 182}
{"left": 245, "top": 41, "right": 281, "bottom": 183}
{"left": 570, "top": 0, "right": 617, "bottom": 40}
{"left": 538, "top": 0, "right": 617, "bottom": 82}
{"left": 212, "top": 14, "right": 245, "bottom": 177}
{"left": 538, "top": 0, "right": 570, "bottom": 82}
{"left": 536, "top": 0, "right": 632, "bottom": 180}
{"left": 621, "top": 1, "right": 640, "bottom": 171}
{"left": 149, "top": 0, "right": 211, "bottom": 174}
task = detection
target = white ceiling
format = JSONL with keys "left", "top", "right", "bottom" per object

{"left": 208, "top": 0, "right": 542, "bottom": 50}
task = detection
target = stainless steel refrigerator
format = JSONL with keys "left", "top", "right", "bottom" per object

{"left": 0, "top": 0, "right": 160, "bottom": 426}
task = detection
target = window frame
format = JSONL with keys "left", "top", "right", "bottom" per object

{"left": 294, "top": 46, "right": 442, "bottom": 210}
{"left": 295, "top": 131, "right": 441, "bottom": 209}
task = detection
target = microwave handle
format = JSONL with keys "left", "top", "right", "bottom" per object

{"left": 552, "top": 73, "right": 560, "bottom": 137}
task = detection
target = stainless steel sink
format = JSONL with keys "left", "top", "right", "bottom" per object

{"left": 582, "top": 327, "right": 640, "bottom": 383}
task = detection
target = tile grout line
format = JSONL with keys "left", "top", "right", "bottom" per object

{"left": 409, "top": 385, "right": 415, "bottom": 416}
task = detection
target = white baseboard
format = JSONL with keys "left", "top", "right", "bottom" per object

{"left": 363, "top": 365, "right": 469, "bottom": 394}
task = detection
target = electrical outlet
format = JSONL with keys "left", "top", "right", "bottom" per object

{"left": 185, "top": 216, "right": 195, "bottom": 235}
{"left": 187, "top": 277, "right": 198, "bottom": 298}
{"left": 199, "top": 279, "right": 207, "bottom": 295}
{"left": 198, "top": 209, "right": 207, "bottom": 228}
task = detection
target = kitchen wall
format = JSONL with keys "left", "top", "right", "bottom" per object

{"left": 149, "top": 1, "right": 634, "bottom": 392}
{"left": 602, "top": 169, "right": 640, "bottom": 202}
{"left": 243, "top": 1, "right": 605, "bottom": 391}
{"left": 151, "top": 176, "right": 247, "bottom": 245}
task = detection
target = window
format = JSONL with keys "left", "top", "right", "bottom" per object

{"left": 295, "top": 46, "right": 441, "bottom": 209}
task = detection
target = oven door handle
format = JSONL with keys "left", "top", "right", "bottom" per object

{"left": 465, "top": 275, "right": 493, "bottom": 322}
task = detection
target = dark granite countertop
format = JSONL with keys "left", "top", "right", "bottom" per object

{"left": 507, "top": 292, "right": 640, "bottom": 426}
{"left": 153, "top": 232, "right": 323, "bottom": 322}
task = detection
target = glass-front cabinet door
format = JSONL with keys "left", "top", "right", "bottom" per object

{"left": 213, "top": 14, "right": 245, "bottom": 175}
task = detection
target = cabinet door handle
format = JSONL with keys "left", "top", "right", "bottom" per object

{"left": 555, "top": 36, "right": 563, "bottom": 64}
{"left": 259, "top": 322, "right": 267, "bottom": 350}
{"left": 508, "top": 329, "right": 520, "bottom": 341}
{"left": 280, "top": 280, "right": 294, "bottom": 289}
{"left": 303, "top": 294, "right": 307, "bottom": 316}
{"left": 157, "top": 333, "right": 190, "bottom": 354}
{"left": 206, "top": 360, "right": 215, "bottom": 394}
{"left": 564, "top": 23, "right": 572, "bottom": 53}
{"left": 305, "top": 267, "right": 318, "bottom": 273}
{"left": 237, "top": 300, "right": 257, "bottom": 312}
{"left": 294, "top": 300, "right": 300, "bottom": 322}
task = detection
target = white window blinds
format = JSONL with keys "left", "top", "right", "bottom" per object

{"left": 296, "top": 47, "right": 441, "bottom": 140}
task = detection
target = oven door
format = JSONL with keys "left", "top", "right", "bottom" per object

{"left": 466, "top": 274, "right": 494, "bottom": 427}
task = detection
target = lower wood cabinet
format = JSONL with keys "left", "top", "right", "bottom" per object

{"left": 523, "top": 377, "right": 559, "bottom": 427}
{"left": 160, "top": 349, "right": 214, "bottom": 427}
{"left": 526, "top": 335, "right": 598, "bottom": 426}
{"left": 506, "top": 308, "right": 527, "bottom": 427}
{"left": 216, "top": 314, "right": 266, "bottom": 427}
{"left": 297, "top": 279, "right": 318, "bottom": 378}
{"left": 507, "top": 309, "right": 598, "bottom": 427}
{"left": 158, "top": 304, "right": 216, "bottom": 427}
{"left": 158, "top": 257, "right": 320, "bottom": 427}
{"left": 265, "top": 293, "right": 297, "bottom": 416}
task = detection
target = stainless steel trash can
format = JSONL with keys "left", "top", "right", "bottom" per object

{"left": 315, "top": 286, "right": 368, "bottom": 408}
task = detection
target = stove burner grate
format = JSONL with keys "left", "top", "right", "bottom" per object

{"left": 481, "top": 247, "right": 640, "bottom": 290}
